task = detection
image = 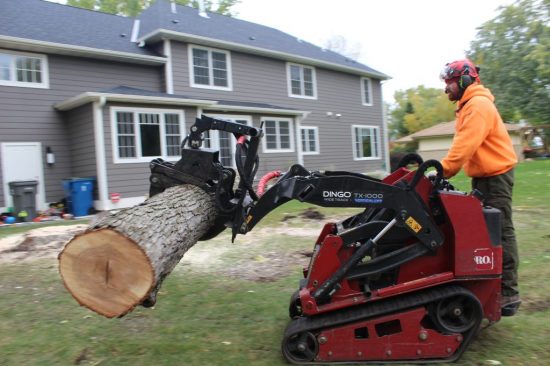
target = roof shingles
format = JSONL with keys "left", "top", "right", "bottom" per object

{"left": 1, "top": 0, "right": 388, "bottom": 78}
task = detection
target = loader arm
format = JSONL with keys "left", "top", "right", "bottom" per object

{"left": 239, "top": 164, "right": 444, "bottom": 250}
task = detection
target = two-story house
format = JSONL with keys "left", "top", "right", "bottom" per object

{"left": 0, "top": 0, "right": 390, "bottom": 214}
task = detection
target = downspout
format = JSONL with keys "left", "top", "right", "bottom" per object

{"left": 295, "top": 111, "right": 311, "bottom": 166}
{"left": 381, "top": 83, "right": 390, "bottom": 175}
{"left": 296, "top": 115, "right": 304, "bottom": 166}
{"left": 164, "top": 39, "right": 174, "bottom": 94}
{"left": 93, "top": 96, "right": 109, "bottom": 210}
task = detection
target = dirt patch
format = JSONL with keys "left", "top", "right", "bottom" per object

{"left": 222, "top": 250, "right": 312, "bottom": 282}
{"left": 522, "top": 298, "right": 550, "bottom": 313}
{"left": 299, "top": 208, "right": 325, "bottom": 220}
{"left": 281, "top": 208, "right": 326, "bottom": 222}
{"left": 0, "top": 222, "right": 318, "bottom": 283}
{"left": 0, "top": 224, "right": 87, "bottom": 262}
{"left": 179, "top": 224, "right": 318, "bottom": 281}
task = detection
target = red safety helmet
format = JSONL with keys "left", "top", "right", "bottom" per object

{"left": 440, "top": 59, "right": 480, "bottom": 81}
{"left": 440, "top": 59, "right": 480, "bottom": 90}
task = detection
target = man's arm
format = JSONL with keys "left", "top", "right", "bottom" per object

{"left": 441, "top": 103, "right": 490, "bottom": 178}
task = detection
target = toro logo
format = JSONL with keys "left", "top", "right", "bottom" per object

{"left": 473, "top": 248, "right": 494, "bottom": 270}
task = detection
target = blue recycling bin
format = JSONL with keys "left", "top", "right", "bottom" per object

{"left": 63, "top": 178, "right": 95, "bottom": 217}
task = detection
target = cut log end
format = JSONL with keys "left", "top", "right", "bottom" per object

{"left": 59, "top": 184, "right": 218, "bottom": 318}
{"left": 58, "top": 229, "right": 154, "bottom": 318}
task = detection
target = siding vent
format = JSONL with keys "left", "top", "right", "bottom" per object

{"left": 249, "top": 36, "right": 256, "bottom": 40}
{"left": 120, "top": 33, "right": 127, "bottom": 37}
{"left": 172, "top": 19, "right": 180, "bottom": 24}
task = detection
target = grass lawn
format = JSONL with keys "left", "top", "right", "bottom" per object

{"left": 0, "top": 159, "right": 549, "bottom": 365}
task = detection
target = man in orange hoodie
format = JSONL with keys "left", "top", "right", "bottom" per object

{"left": 439, "top": 59, "right": 520, "bottom": 316}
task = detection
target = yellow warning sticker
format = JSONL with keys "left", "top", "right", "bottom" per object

{"left": 245, "top": 215, "right": 253, "bottom": 224}
{"left": 405, "top": 216, "right": 422, "bottom": 233}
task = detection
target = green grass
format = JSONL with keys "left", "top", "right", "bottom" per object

{"left": 0, "top": 160, "right": 549, "bottom": 365}
{"left": 449, "top": 159, "right": 550, "bottom": 209}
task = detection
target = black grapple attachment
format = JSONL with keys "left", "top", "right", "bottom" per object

{"left": 149, "top": 115, "right": 262, "bottom": 241}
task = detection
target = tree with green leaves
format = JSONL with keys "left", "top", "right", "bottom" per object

{"left": 67, "top": 0, "right": 240, "bottom": 17}
{"left": 467, "top": 0, "right": 549, "bottom": 124}
{"left": 388, "top": 86, "right": 455, "bottom": 139}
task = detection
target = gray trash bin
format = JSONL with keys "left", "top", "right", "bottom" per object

{"left": 9, "top": 181, "right": 38, "bottom": 222}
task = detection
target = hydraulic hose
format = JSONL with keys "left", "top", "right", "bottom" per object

{"left": 257, "top": 170, "right": 282, "bottom": 196}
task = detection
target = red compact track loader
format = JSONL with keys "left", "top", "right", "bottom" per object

{"left": 149, "top": 116, "right": 504, "bottom": 364}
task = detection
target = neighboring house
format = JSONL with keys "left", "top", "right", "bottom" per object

{"left": 0, "top": 0, "right": 390, "bottom": 213}
{"left": 395, "top": 121, "right": 523, "bottom": 162}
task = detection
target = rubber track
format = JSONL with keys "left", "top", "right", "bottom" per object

{"left": 282, "top": 285, "right": 482, "bottom": 364}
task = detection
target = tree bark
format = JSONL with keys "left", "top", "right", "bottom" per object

{"left": 58, "top": 184, "right": 218, "bottom": 318}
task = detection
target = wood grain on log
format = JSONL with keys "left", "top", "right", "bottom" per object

{"left": 59, "top": 184, "right": 218, "bottom": 318}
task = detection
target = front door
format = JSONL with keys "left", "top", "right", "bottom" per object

{"left": 1, "top": 142, "right": 46, "bottom": 210}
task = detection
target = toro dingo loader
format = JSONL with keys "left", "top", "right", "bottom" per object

{"left": 149, "top": 116, "right": 504, "bottom": 364}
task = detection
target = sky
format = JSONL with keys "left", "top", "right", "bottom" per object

{"left": 232, "top": 0, "right": 516, "bottom": 103}
{"left": 45, "top": 0, "right": 516, "bottom": 103}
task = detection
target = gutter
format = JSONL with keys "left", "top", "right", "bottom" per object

{"left": 55, "top": 92, "right": 217, "bottom": 111}
{"left": 55, "top": 92, "right": 309, "bottom": 117}
{"left": 0, "top": 35, "right": 166, "bottom": 65}
{"left": 210, "top": 103, "right": 309, "bottom": 116}
{"left": 138, "top": 29, "right": 391, "bottom": 80}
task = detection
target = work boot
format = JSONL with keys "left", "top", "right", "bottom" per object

{"left": 501, "top": 294, "right": 521, "bottom": 317}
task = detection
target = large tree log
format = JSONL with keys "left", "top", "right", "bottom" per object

{"left": 58, "top": 184, "right": 218, "bottom": 318}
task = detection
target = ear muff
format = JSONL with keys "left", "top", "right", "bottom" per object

{"left": 459, "top": 74, "right": 473, "bottom": 89}
{"left": 459, "top": 64, "right": 473, "bottom": 89}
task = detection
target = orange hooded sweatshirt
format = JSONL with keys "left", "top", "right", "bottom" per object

{"left": 441, "top": 83, "right": 517, "bottom": 178}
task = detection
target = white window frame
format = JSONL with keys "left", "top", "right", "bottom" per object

{"left": 110, "top": 107, "right": 185, "bottom": 164}
{"left": 360, "top": 77, "right": 373, "bottom": 106}
{"left": 286, "top": 63, "right": 317, "bottom": 99}
{"left": 188, "top": 44, "right": 232, "bottom": 91}
{"left": 0, "top": 49, "right": 49, "bottom": 89}
{"left": 300, "top": 126, "right": 320, "bottom": 155}
{"left": 202, "top": 114, "right": 252, "bottom": 168}
{"left": 261, "top": 117, "right": 295, "bottom": 153}
{"left": 351, "top": 124, "right": 381, "bottom": 160}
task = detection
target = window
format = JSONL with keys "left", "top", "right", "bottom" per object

{"left": 361, "top": 77, "right": 373, "bottom": 105}
{"left": 352, "top": 125, "right": 380, "bottom": 160}
{"left": 262, "top": 117, "right": 294, "bottom": 153}
{"left": 111, "top": 108, "right": 185, "bottom": 163}
{"left": 0, "top": 50, "right": 49, "bottom": 88}
{"left": 287, "top": 63, "right": 317, "bottom": 99}
{"left": 300, "top": 126, "right": 319, "bottom": 154}
{"left": 189, "top": 45, "right": 232, "bottom": 90}
{"left": 201, "top": 115, "right": 252, "bottom": 167}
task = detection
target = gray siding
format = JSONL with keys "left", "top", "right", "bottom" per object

{"left": 171, "top": 42, "right": 387, "bottom": 175}
{"left": 0, "top": 51, "right": 163, "bottom": 206}
{"left": 66, "top": 104, "right": 97, "bottom": 179}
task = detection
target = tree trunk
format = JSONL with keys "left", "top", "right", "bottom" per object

{"left": 58, "top": 184, "right": 218, "bottom": 318}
